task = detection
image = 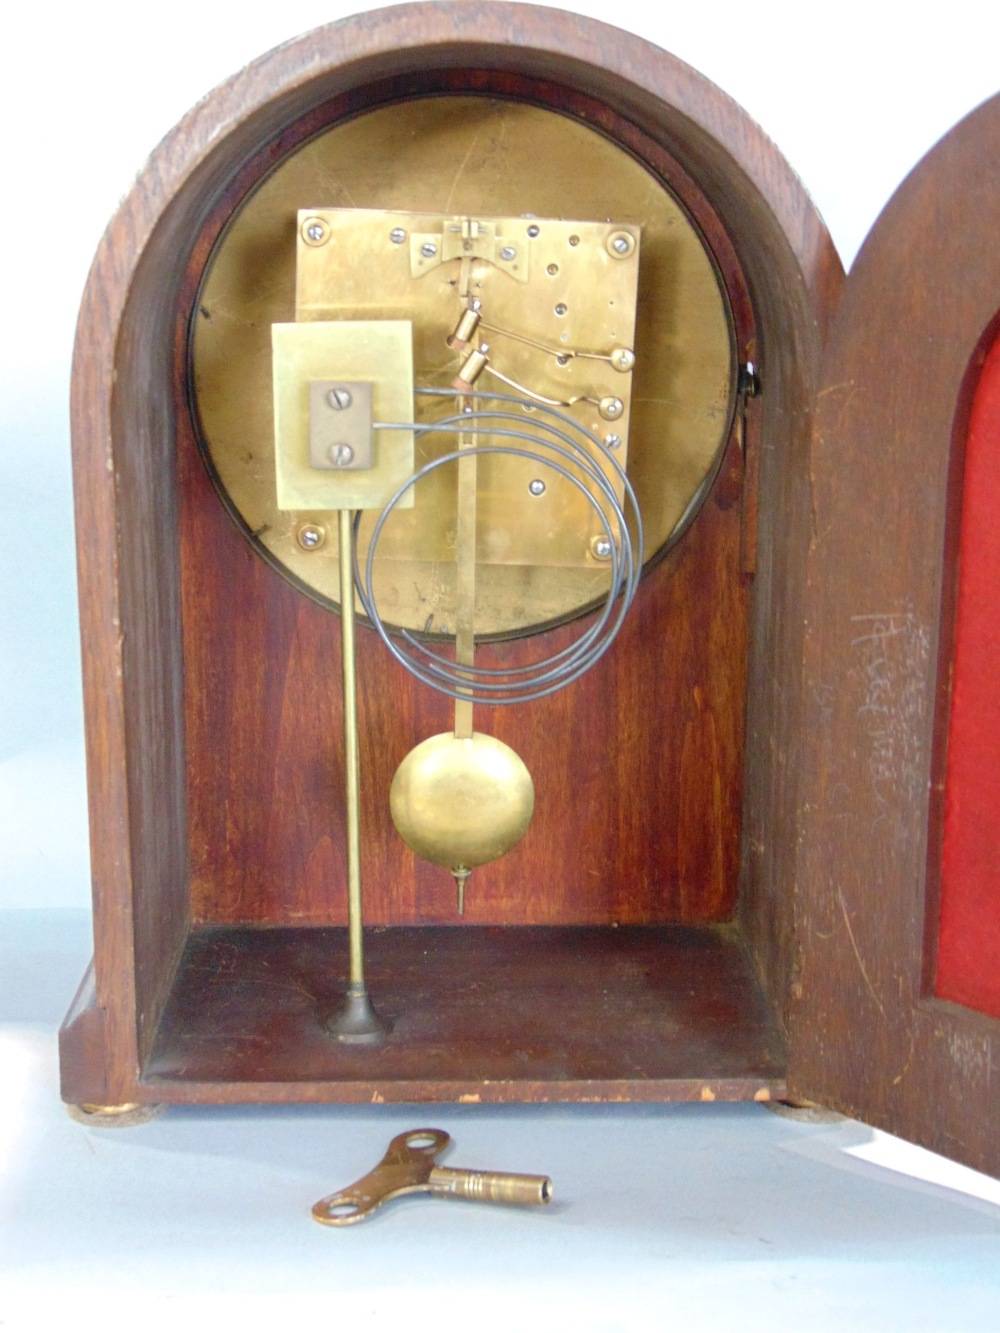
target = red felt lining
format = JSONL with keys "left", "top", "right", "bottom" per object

{"left": 937, "top": 326, "right": 1000, "bottom": 1017}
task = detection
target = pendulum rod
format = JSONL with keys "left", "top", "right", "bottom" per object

{"left": 454, "top": 399, "right": 477, "bottom": 742}
{"left": 451, "top": 398, "right": 477, "bottom": 913}
{"left": 325, "top": 507, "right": 388, "bottom": 1043}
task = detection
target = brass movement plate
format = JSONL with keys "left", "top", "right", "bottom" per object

{"left": 294, "top": 205, "right": 640, "bottom": 570}
{"left": 191, "top": 97, "right": 737, "bottom": 636}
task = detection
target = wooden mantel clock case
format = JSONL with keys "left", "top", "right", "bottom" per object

{"left": 60, "top": 2, "right": 1000, "bottom": 1180}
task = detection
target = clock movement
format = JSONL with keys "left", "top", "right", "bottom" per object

{"left": 60, "top": 2, "right": 1000, "bottom": 1181}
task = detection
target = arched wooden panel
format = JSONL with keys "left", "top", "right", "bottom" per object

{"left": 792, "top": 92, "right": 1000, "bottom": 1177}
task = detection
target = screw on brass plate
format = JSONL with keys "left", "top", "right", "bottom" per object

{"left": 330, "top": 444, "right": 355, "bottom": 467}
{"left": 604, "top": 433, "right": 622, "bottom": 451}
{"left": 527, "top": 224, "right": 540, "bottom": 237}
{"left": 554, "top": 303, "right": 568, "bottom": 316}
{"left": 528, "top": 479, "right": 546, "bottom": 496}
{"left": 297, "top": 523, "right": 326, "bottom": 551}
{"left": 610, "top": 348, "right": 636, "bottom": 373}
{"left": 421, "top": 241, "right": 438, "bottom": 258}
{"left": 301, "top": 216, "right": 329, "bottom": 246}
{"left": 327, "top": 387, "right": 353, "bottom": 411}
{"left": 607, "top": 230, "right": 636, "bottom": 258}
{"left": 326, "top": 386, "right": 354, "bottom": 410}
{"left": 500, "top": 245, "right": 517, "bottom": 261}
{"left": 591, "top": 537, "right": 613, "bottom": 560}
{"left": 390, "top": 227, "right": 407, "bottom": 245}
{"left": 312, "top": 1129, "right": 553, "bottom": 1226}
{"left": 598, "top": 396, "right": 624, "bottom": 421}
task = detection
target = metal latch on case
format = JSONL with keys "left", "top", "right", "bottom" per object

{"left": 312, "top": 1128, "right": 553, "bottom": 1225}
{"left": 308, "top": 380, "right": 373, "bottom": 470}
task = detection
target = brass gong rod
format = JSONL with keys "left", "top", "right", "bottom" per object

{"left": 340, "top": 506, "right": 364, "bottom": 984}
{"left": 325, "top": 507, "right": 386, "bottom": 1043}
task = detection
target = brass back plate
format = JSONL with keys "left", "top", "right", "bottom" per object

{"left": 295, "top": 205, "right": 640, "bottom": 568}
{"left": 192, "top": 97, "right": 736, "bottom": 636}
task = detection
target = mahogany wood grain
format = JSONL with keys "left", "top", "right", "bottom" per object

{"left": 178, "top": 413, "right": 749, "bottom": 928}
{"left": 60, "top": 2, "right": 839, "bottom": 1108}
{"left": 790, "top": 92, "right": 1000, "bottom": 1177}
{"left": 143, "top": 924, "right": 786, "bottom": 1102}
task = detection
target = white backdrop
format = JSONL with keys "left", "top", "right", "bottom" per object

{"left": 2, "top": 0, "right": 997, "bottom": 910}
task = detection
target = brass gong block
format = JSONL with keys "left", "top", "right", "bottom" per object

{"left": 60, "top": 3, "right": 839, "bottom": 1112}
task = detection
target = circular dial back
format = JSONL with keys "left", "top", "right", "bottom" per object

{"left": 191, "top": 95, "right": 737, "bottom": 636}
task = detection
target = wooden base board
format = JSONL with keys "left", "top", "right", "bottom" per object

{"left": 133, "top": 924, "right": 786, "bottom": 1104}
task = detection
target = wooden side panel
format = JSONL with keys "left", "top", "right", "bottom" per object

{"left": 790, "top": 94, "right": 1000, "bottom": 1176}
{"left": 737, "top": 272, "right": 838, "bottom": 1029}
{"left": 58, "top": 963, "right": 113, "bottom": 1107}
{"left": 69, "top": 157, "right": 197, "bottom": 1096}
{"left": 114, "top": 233, "right": 192, "bottom": 1062}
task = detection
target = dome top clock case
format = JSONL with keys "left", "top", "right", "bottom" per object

{"left": 59, "top": 0, "right": 1000, "bottom": 1184}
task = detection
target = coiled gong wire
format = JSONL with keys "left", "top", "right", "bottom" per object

{"left": 353, "top": 387, "right": 644, "bottom": 707}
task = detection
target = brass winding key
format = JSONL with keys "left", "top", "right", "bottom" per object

{"left": 312, "top": 1128, "right": 553, "bottom": 1225}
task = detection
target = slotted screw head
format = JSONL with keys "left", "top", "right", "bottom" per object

{"left": 610, "top": 348, "right": 636, "bottom": 373}
{"left": 421, "top": 241, "right": 438, "bottom": 258}
{"left": 607, "top": 230, "right": 635, "bottom": 259}
{"left": 327, "top": 387, "right": 353, "bottom": 411}
{"left": 301, "top": 216, "right": 329, "bottom": 246}
{"left": 297, "top": 524, "right": 325, "bottom": 550}
{"left": 500, "top": 245, "right": 517, "bottom": 261}
{"left": 330, "top": 444, "right": 355, "bottom": 467}
{"left": 605, "top": 434, "right": 622, "bottom": 451}
{"left": 390, "top": 227, "right": 407, "bottom": 245}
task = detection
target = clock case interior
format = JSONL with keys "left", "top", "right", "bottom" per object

{"left": 60, "top": 10, "right": 839, "bottom": 1109}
